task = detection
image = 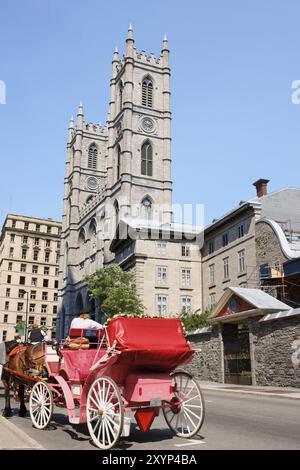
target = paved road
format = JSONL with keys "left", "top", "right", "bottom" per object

{"left": 1, "top": 389, "right": 300, "bottom": 450}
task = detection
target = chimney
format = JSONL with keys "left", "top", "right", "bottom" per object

{"left": 253, "top": 178, "right": 269, "bottom": 198}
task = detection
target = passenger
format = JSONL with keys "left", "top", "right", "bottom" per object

{"left": 70, "top": 312, "right": 103, "bottom": 330}
{"left": 28, "top": 324, "right": 49, "bottom": 344}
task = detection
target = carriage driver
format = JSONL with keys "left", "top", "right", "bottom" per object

{"left": 70, "top": 312, "right": 103, "bottom": 330}
{"left": 28, "top": 324, "right": 49, "bottom": 345}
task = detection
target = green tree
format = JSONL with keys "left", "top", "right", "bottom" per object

{"left": 85, "top": 266, "right": 145, "bottom": 320}
{"left": 179, "top": 308, "right": 211, "bottom": 332}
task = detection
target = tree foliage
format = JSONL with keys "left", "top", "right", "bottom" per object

{"left": 179, "top": 309, "right": 211, "bottom": 332}
{"left": 85, "top": 266, "right": 144, "bottom": 320}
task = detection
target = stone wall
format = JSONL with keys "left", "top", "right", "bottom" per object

{"left": 185, "top": 328, "right": 223, "bottom": 382}
{"left": 250, "top": 317, "right": 300, "bottom": 387}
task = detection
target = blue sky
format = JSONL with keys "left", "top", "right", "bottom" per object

{"left": 0, "top": 0, "right": 300, "bottom": 227}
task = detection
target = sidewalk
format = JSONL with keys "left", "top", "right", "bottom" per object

{"left": 0, "top": 416, "right": 43, "bottom": 449}
{"left": 200, "top": 381, "right": 300, "bottom": 400}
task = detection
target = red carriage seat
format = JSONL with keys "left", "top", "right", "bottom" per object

{"left": 107, "top": 317, "right": 193, "bottom": 371}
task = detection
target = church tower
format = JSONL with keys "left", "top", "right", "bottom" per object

{"left": 106, "top": 26, "right": 173, "bottom": 224}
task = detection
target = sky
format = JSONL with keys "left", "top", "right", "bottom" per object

{"left": 0, "top": 0, "right": 300, "bottom": 228}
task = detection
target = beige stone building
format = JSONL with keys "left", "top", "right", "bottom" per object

{"left": 57, "top": 27, "right": 203, "bottom": 338}
{"left": 0, "top": 214, "right": 61, "bottom": 341}
{"left": 201, "top": 180, "right": 300, "bottom": 310}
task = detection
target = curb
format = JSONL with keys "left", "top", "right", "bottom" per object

{"left": 201, "top": 385, "right": 300, "bottom": 401}
{"left": 0, "top": 416, "right": 44, "bottom": 449}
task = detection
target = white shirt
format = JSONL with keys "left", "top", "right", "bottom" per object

{"left": 70, "top": 318, "right": 103, "bottom": 330}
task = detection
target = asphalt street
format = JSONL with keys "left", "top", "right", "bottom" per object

{"left": 1, "top": 388, "right": 300, "bottom": 450}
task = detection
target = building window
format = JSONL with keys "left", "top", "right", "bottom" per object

{"left": 55, "top": 267, "right": 59, "bottom": 276}
{"left": 18, "top": 289, "right": 25, "bottom": 298}
{"left": 156, "top": 295, "right": 167, "bottom": 316}
{"left": 116, "top": 145, "right": 121, "bottom": 180}
{"left": 7, "top": 275, "right": 11, "bottom": 284}
{"left": 209, "top": 293, "right": 216, "bottom": 309}
{"left": 157, "top": 266, "right": 167, "bottom": 285}
{"left": 53, "top": 306, "right": 57, "bottom": 314}
{"left": 32, "top": 265, "right": 38, "bottom": 274}
{"left": 238, "top": 224, "right": 244, "bottom": 238}
{"left": 9, "top": 247, "right": 14, "bottom": 258}
{"left": 8, "top": 262, "right": 13, "bottom": 271}
{"left": 22, "top": 248, "right": 27, "bottom": 260}
{"left": 29, "top": 304, "right": 35, "bottom": 313}
{"left": 208, "top": 240, "right": 214, "bottom": 254}
{"left": 33, "top": 250, "right": 39, "bottom": 261}
{"left": 22, "top": 236, "right": 28, "bottom": 244}
{"left": 19, "top": 276, "right": 25, "bottom": 285}
{"left": 222, "top": 233, "right": 229, "bottom": 247}
{"left": 56, "top": 253, "right": 59, "bottom": 264}
{"left": 181, "top": 244, "right": 191, "bottom": 257}
{"left": 34, "top": 237, "right": 40, "bottom": 246}
{"left": 20, "top": 263, "right": 27, "bottom": 272}
{"left": 5, "top": 301, "right": 9, "bottom": 310}
{"left": 12, "top": 219, "right": 16, "bottom": 228}
{"left": 239, "top": 282, "right": 247, "bottom": 288}
{"left": 88, "top": 143, "right": 98, "bottom": 170}
{"left": 17, "top": 302, "right": 24, "bottom": 312}
{"left": 55, "top": 280, "right": 58, "bottom": 289}
{"left": 140, "top": 197, "right": 152, "bottom": 220}
{"left": 31, "top": 277, "right": 37, "bottom": 286}
{"left": 209, "top": 264, "right": 215, "bottom": 284}
{"left": 157, "top": 242, "right": 167, "bottom": 255}
{"left": 52, "top": 316, "right": 57, "bottom": 326}
{"left": 36, "top": 224, "right": 40, "bottom": 232}
{"left": 41, "top": 305, "right": 47, "bottom": 314}
{"left": 2, "top": 331, "right": 7, "bottom": 341}
{"left": 47, "top": 226, "right": 51, "bottom": 234}
{"left": 44, "top": 251, "right": 50, "bottom": 263}
{"left": 30, "top": 290, "right": 36, "bottom": 300}
{"left": 44, "top": 266, "right": 50, "bottom": 275}
{"left": 10, "top": 234, "right": 15, "bottom": 243}
{"left": 181, "top": 296, "right": 192, "bottom": 314}
{"left": 3, "top": 314, "right": 8, "bottom": 323}
{"left": 42, "top": 291, "right": 48, "bottom": 301}
{"left": 142, "top": 76, "right": 153, "bottom": 107}
{"left": 28, "top": 316, "right": 35, "bottom": 324}
{"left": 6, "top": 288, "right": 10, "bottom": 297}
{"left": 181, "top": 269, "right": 191, "bottom": 287}
{"left": 238, "top": 250, "right": 246, "bottom": 273}
{"left": 223, "top": 257, "right": 229, "bottom": 279}
{"left": 24, "top": 222, "right": 29, "bottom": 230}
{"left": 45, "top": 239, "right": 51, "bottom": 248}
{"left": 16, "top": 315, "right": 23, "bottom": 324}
{"left": 141, "top": 141, "right": 153, "bottom": 176}
{"left": 43, "top": 279, "right": 49, "bottom": 288}
{"left": 54, "top": 292, "right": 58, "bottom": 302}
{"left": 41, "top": 317, "right": 47, "bottom": 327}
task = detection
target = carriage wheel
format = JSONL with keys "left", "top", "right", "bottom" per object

{"left": 29, "top": 381, "right": 53, "bottom": 430}
{"left": 86, "top": 376, "right": 124, "bottom": 450}
{"left": 163, "top": 370, "right": 205, "bottom": 438}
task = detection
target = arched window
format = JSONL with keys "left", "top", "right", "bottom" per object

{"left": 114, "top": 200, "right": 120, "bottom": 227}
{"left": 88, "top": 143, "right": 98, "bottom": 170}
{"left": 117, "top": 145, "right": 121, "bottom": 180}
{"left": 141, "top": 141, "right": 153, "bottom": 176}
{"left": 142, "top": 76, "right": 153, "bottom": 107}
{"left": 119, "top": 81, "right": 123, "bottom": 112}
{"left": 141, "top": 197, "right": 153, "bottom": 220}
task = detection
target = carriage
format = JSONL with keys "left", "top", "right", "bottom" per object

{"left": 4, "top": 317, "right": 205, "bottom": 450}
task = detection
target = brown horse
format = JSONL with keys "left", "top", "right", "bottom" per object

{"left": 1, "top": 341, "right": 46, "bottom": 417}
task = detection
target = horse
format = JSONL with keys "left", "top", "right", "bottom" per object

{"left": 1, "top": 341, "right": 46, "bottom": 418}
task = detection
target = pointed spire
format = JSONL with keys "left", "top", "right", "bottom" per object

{"left": 162, "top": 33, "right": 169, "bottom": 51}
{"left": 113, "top": 46, "right": 119, "bottom": 62}
{"left": 77, "top": 102, "right": 84, "bottom": 128}
{"left": 127, "top": 23, "right": 134, "bottom": 41}
{"left": 68, "top": 114, "right": 74, "bottom": 129}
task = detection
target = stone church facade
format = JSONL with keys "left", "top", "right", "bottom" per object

{"left": 57, "top": 27, "right": 202, "bottom": 338}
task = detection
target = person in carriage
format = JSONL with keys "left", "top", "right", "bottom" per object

{"left": 70, "top": 312, "right": 103, "bottom": 330}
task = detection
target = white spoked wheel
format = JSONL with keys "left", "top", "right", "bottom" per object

{"left": 163, "top": 370, "right": 205, "bottom": 438}
{"left": 86, "top": 376, "right": 124, "bottom": 450}
{"left": 29, "top": 381, "right": 53, "bottom": 430}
